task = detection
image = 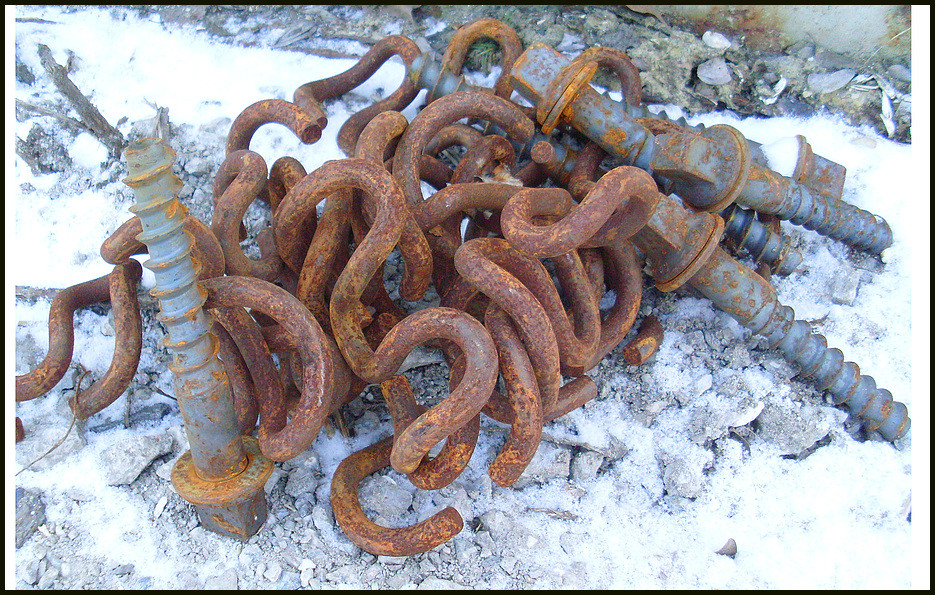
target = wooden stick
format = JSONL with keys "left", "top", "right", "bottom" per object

{"left": 36, "top": 43, "right": 126, "bottom": 159}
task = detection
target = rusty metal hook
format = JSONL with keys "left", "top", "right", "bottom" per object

{"left": 212, "top": 149, "right": 285, "bottom": 282}
{"left": 16, "top": 262, "right": 143, "bottom": 415}
{"left": 330, "top": 436, "right": 463, "bottom": 556}
{"left": 295, "top": 35, "right": 422, "bottom": 157}
{"left": 439, "top": 17, "right": 525, "bottom": 101}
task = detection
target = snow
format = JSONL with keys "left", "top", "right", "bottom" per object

{"left": 8, "top": 4, "right": 930, "bottom": 590}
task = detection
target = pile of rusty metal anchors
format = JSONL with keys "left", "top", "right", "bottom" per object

{"left": 15, "top": 18, "right": 909, "bottom": 556}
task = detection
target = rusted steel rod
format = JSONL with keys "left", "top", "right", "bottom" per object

{"left": 202, "top": 275, "right": 356, "bottom": 462}
{"left": 330, "top": 436, "right": 463, "bottom": 556}
{"left": 68, "top": 261, "right": 144, "bottom": 419}
{"left": 295, "top": 35, "right": 422, "bottom": 156}
{"left": 15, "top": 262, "right": 142, "bottom": 407}
{"left": 620, "top": 315, "right": 664, "bottom": 366}
{"left": 381, "top": 374, "right": 479, "bottom": 491}
{"left": 212, "top": 149, "right": 285, "bottom": 282}
{"left": 482, "top": 304, "right": 544, "bottom": 487}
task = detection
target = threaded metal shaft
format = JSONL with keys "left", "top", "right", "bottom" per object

{"left": 689, "top": 247, "right": 909, "bottom": 442}
{"left": 123, "top": 137, "right": 247, "bottom": 481}
{"left": 740, "top": 162, "right": 893, "bottom": 254}
{"left": 721, "top": 204, "right": 802, "bottom": 276}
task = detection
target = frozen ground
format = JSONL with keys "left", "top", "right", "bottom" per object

{"left": 8, "top": 5, "right": 930, "bottom": 590}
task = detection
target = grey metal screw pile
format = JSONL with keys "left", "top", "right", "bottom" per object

{"left": 689, "top": 246, "right": 909, "bottom": 441}
{"left": 507, "top": 43, "right": 895, "bottom": 255}
{"left": 123, "top": 137, "right": 271, "bottom": 540}
{"left": 721, "top": 203, "right": 802, "bottom": 276}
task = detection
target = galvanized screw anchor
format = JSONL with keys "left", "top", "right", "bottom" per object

{"left": 123, "top": 137, "right": 272, "bottom": 540}
{"left": 507, "top": 43, "right": 894, "bottom": 255}
{"left": 618, "top": 167, "right": 910, "bottom": 441}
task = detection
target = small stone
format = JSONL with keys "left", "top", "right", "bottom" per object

{"left": 716, "top": 537, "right": 738, "bottom": 558}
{"left": 829, "top": 264, "right": 861, "bottom": 305}
{"left": 418, "top": 577, "right": 468, "bottom": 590}
{"left": 264, "top": 466, "right": 283, "bottom": 494}
{"left": 886, "top": 64, "right": 911, "bottom": 83}
{"left": 701, "top": 30, "right": 731, "bottom": 51}
{"left": 512, "top": 441, "right": 571, "bottom": 488}
{"left": 570, "top": 451, "right": 604, "bottom": 482}
{"left": 755, "top": 403, "right": 830, "bottom": 455}
{"left": 693, "top": 373, "right": 714, "bottom": 397}
{"left": 204, "top": 567, "right": 238, "bottom": 590}
{"left": 37, "top": 566, "right": 60, "bottom": 590}
{"left": 264, "top": 561, "right": 283, "bottom": 583}
{"left": 479, "top": 509, "right": 515, "bottom": 541}
{"left": 177, "top": 570, "right": 200, "bottom": 589}
{"left": 100, "top": 433, "right": 174, "bottom": 485}
{"left": 284, "top": 467, "right": 317, "bottom": 498}
{"left": 15, "top": 424, "right": 87, "bottom": 472}
{"left": 662, "top": 458, "right": 705, "bottom": 499}
{"left": 21, "top": 558, "right": 41, "bottom": 585}
{"left": 726, "top": 397, "right": 765, "bottom": 428}
{"left": 807, "top": 69, "right": 857, "bottom": 94}
{"left": 359, "top": 474, "right": 413, "bottom": 518}
{"left": 814, "top": 48, "right": 857, "bottom": 70}
{"left": 114, "top": 563, "right": 134, "bottom": 576}
{"left": 15, "top": 487, "right": 46, "bottom": 548}
{"left": 697, "top": 57, "right": 732, "bottom": 85}
{"left": 377, "top": 555, "right": 407, "bottom": 565}
{"left": 785, "top": 41, "right": 815, "bottom": 60}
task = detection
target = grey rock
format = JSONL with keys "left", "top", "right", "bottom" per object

{"left": 277, "top": 570, "right": 301, "bottom": 590}
{"left": 886, "top": 64, "right": 911, "bottom": 83}
{"left": 284, "top": 467, "right": 317, "bottom": 498}
{"left": 697, "top": 57, "right": 732, "bottom": 85}
{"left": 419, "top": 577, "right": 468, "bottom": 590}
{"left": 36, "top": 566, "right": 60, "bottom": 590}
{"left": 359, "top": 474, "right": 413, "bottom": 518}
{"left": 89, "top": 403, "right": 172, "bottom": 433}
{"left": 701, "top": 30, "right": 732, "bottom": 51}
{"left": 177, "top": 570, "right": 200, "bottom": 589}
{"left": 22, "top": 124, "right": 72, "bottom": 173}
{"left": 100, "top": 433, "right": 174, "bottom": 485}
{"left": 264, "top": 561, "right": 283, "bottom": 583}
{"left": 21, "top": 558, "right": 42, "bottom": 585}
{"left": 204, "top": 567, "right": 238, "bottom": 590}
{"left": 311, "top": 503, "right": 333, "bottom": 534}
{"left": 830, "top": 264, "right": 861, "bottom": 305}
{"left": 688, "top": 407, "right": 728, "bottom": 445}
{"left": 814, "top": 48, "right": 857, "bottom": 70}
{"left": 184, "top": 156, "right": 212, "bottom": 176}
{"left": 512, "top": 441, "right": 571, "bottom": 488}
{"left": 479, "top": 509, "right": 515, "bottom": 541}
{"left": 726, "top": 397, "right": 765, "bottom": 428}
{"left": 15, "top": 423, "right": 88, "bottom": 472}
{"left": 807, "top": 69, "right": 856, "bottom": 94}
{"left": 693, "top": 373, "right": 714, "bottom": 397}
{"left": 377, "top": 555, "right": 407, "bottom": 565}
{"left": 325, "top": 566, "right": 360, "bottom": 585}
{"left": 570, "top": 451, "right": 604, "bottom": 482}
{"left": 15, "top": 333, "right": 42, "bottom": 374}
{"left": 264, "top": 467, "right": 284, "bottom": 494}
{"left": 662, "top": 457, "right": 705, "bottom": 499}
{"left": 785, "top": 41, "right": 815, "bottom": 60}
{"left": 755, "top": 403, "right": 830, "bottom": 455}
{"left": 15, "top": 487, "right": 46, "bottom": 548}
{"left": 113, "top": 563, "right": 134, "bottom": 576}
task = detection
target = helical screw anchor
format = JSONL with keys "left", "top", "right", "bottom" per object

{"left": 123, "top": 137, "right": 272, "bottom": 540}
